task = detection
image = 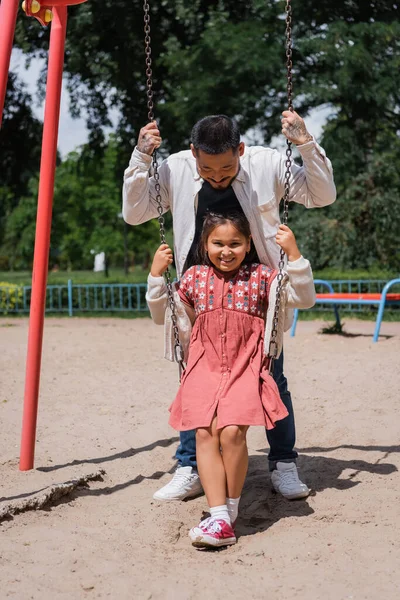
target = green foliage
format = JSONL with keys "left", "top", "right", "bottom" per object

{"left": 292, "top": 130, "right": 400, "bottom": 271}
{"left": 0, "top": 73, "right": 42, "bottom": 246}
{"left": 1, "top": 0, "right": 398, "bottom": 274}
{"left": 0, "top": 178, "right": 39, "bottom": 270}
{"left": 0, "top": 282, "right": 23, "bottom": 314}
{"left": 1, "top": 136, "right": 162, "bottom": 271}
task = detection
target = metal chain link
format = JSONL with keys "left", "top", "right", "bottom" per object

{"left": 268, "top": 0, "right": 293, "bottom": 373}
{"left": 143, "top": 0, "right": 185, "bottom": 378}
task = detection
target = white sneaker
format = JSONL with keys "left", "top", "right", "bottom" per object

{"left": 271, "top": 461, "right": 310, "bottom": 500}
{"left": 153, "top": 466, "right": 203, "bottom": 501}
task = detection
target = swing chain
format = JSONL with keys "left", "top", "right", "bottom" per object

{"left": 268, "top": 0, "right": 293, "bottom": 374}
{"left": 143, "top": 0, "right": 185, "bottom": 378}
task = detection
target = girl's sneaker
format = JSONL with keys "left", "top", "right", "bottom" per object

{"left": 189, "top": 517, "right": 236, "bottom": 548}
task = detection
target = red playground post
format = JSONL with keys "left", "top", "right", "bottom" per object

{"left": 0, "top": 0, "right": 19, "bottom": 128}
{"left": 18, "top": 0, "right": 87, "bottom": 471}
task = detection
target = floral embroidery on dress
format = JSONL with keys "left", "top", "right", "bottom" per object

{"left": 208, "top": 274, "right": 215, "bottom": 310}
{"left": 178, "top": 263, "right": 275, "bottom": 319}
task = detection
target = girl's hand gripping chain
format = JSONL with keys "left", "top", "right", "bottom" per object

{"left": 275, "top": 224, "right": 301, "bottom": 262}
{"left": 150, "top": 244, "right": 174, "bottom": 277}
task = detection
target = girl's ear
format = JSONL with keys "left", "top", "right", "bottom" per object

{"left": 247, "top": 236, "right": 251, "bottom": 253}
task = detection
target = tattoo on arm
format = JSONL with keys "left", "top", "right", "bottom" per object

{"left": 137, "top": 134, "right": 154, "bottom": 155}
{"left": 288, "top": 119, "right": 306, "bottom": 137}
{"left": 286, "top": 118, "right": 313, "bottom": 144}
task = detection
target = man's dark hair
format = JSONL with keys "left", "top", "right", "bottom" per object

{"left": 191, "top": 115, "right": 241, "bottom": 155}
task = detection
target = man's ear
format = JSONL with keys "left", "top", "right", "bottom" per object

{"left": 238, "top": 142, "right": 245, "bottom": 157}
{"left": 190, "top": 143, "right": 197, "bottom": 159}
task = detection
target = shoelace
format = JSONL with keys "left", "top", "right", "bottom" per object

{"left": 169, "top": 471, "right": 195, "bottom": 489}
{"left": 278, "top": 466, "right": 300, "bottom": 485}
{"left": 199, "top": 518, "right": 222, "bottom": 534}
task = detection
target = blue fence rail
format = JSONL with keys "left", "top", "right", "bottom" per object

{"left": 0, "top": 281, "right": 148, "bottom": 315}
{"left": 1, "top": 279, "right": 399, "bottom": 316}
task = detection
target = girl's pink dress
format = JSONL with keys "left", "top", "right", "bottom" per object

{"left": 168, "top": 263, "right": 289, "bottom": 431}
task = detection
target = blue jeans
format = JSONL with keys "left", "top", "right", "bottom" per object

{"left": 175, "top": 351, "right": 297, "bottom": 469}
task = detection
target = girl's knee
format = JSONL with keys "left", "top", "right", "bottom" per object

{"left": 196, "top": 427, "right": 215, "bottom": 446}
{"left": 220, "top": 425, "right": 248, "bottom": 448}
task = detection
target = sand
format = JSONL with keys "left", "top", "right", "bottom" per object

{"left": 1, "top": 317, "right": 399, "bottom": 599}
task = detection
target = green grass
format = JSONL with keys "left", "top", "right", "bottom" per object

{"left": 0, "top": 267, "right": 166, "bottom": 286}
{"left": 313, "top": 268, "right": 398, "bottom": 280}
{"left": 1, "top": 267, "right": 397, "bottom": 287}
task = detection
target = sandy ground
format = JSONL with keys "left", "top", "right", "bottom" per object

{"left": 0, "top": 316, "right": 399, "bottom": 600}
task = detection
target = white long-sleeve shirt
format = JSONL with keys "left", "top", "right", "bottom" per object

{"left": 123, "top": 140, "right": 336, "bottom": 279}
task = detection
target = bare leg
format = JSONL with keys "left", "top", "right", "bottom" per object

{"left": 196, "top": 417, "right": 226, "bottom": 507}
{"left": 220, "top": 425, "right": 249, "bottom": 499}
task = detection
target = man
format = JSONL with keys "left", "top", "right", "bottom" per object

{"left": 122, "top": 111, "right": 336, "bottom": 502}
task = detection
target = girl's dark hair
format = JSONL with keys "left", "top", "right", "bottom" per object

{"left": 196, "top": 211, "right": 257, "bottom": 266}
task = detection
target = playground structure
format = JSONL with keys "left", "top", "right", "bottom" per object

{"left": 291, "top": 278, "right": 400, "bottom": 342}
{"left": 1, "top": 0, "right": 295, "bottom": 471}
{"left": 1, "top": 0, "right": 396, "bottom": 473}
{"left": 0, "top": 0, "right": 88, "bottom": 470}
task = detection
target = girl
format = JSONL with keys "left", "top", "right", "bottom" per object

{"left": 146, "top": 212, "right": 315, "bottom": 549}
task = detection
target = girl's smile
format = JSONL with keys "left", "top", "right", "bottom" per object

{"left": 205, "top": 223, "right": 251, "bottom": 273}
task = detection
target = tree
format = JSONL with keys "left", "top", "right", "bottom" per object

{"left": 0, "top": 73, "right": 42, "bottom": 256}
{"left": 2, "top": 135, "right": 162, "bottom": 271}
{"left": 9, "top": 1, "right": 400, "bottom": 272}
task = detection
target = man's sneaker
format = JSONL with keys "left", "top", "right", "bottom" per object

{"left": 189, "top": 517, "right": 237, "bottom": 548}
{"left": 271, "top": 461, "right": 310, "bottom": 500}
{"left": 153, "top": 466, "right": 203, "bottom": 501}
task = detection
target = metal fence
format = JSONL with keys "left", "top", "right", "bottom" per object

{"left": 0, "top": 281, "right": 148, "bottom": 315}
{"left": 1, "top": 278, "right": 399, "bottom": 316}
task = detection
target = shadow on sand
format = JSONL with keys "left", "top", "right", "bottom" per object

{"left": 235, "top": 444, "right": 398, "bottom": 539}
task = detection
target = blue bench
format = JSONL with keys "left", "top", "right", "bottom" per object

{"left": 290, "top": 278, "right": 400, "bottom": 342}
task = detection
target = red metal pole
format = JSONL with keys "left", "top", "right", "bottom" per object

{"left": 19, "top": 4, "right": 68, "bottom": 471}
{"left": 0, "top": 0, "right": 19, "bottom": 128}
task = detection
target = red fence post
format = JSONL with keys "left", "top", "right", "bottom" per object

{"left": 0, "top": 0, "right": 19, "bottom": 128}
{"left": 19, "top": 5, "right": 68, "bottom": 471}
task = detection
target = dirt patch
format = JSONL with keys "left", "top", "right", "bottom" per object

{"left": 1, "top": 317, "right": 399, "bottom": 599}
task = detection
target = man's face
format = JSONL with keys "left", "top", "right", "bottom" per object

{"left": 191, "top": 143, "right": 245, "bottom": 190}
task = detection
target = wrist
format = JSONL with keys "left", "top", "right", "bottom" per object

{"left": 137, "top": 145, "right": 152, "bottom": 156}
{"left": 295, "top": 133, "right": 313, "bottom": 146}
{"left": 150, "top": 269, "right": 164, "bottom": 277}
{"left": 287, "top": 250, "right": 301, "bottom": 262}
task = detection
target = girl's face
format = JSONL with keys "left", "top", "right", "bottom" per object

{"left": 205, "top": 222, "right": 251, "bottom": 273}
